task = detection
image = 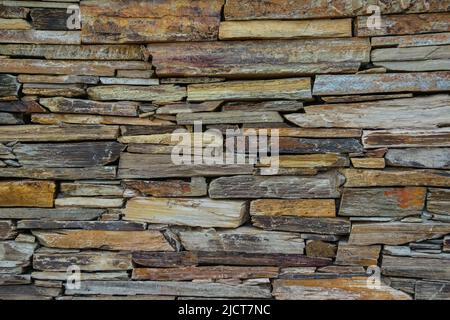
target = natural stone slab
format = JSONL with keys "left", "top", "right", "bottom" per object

{"left": 351, "top": 158, "right": 385, "bottom": 169}
{"left": 272, "top": 278, "right": 411, "bottom": 300}
{"left": 0, "top": 101, "right": 46, "bottom": 113}
{"left": 123, "top": 178, "right": 207, "bottom": 197}
{"left": 99, "top": 77, "right": 159, "bottom": 86}
{"left": 386, "top": 148, "right": 450, "bottom": 169}
{"left": 31, "top": 113, "right": 173, "bottom": 126}
{"left": 286, "top": 95, "right": 450, "bottom": 129}
{"left": 277, "top": 138, "right": 363, "bottom": 154}
{"left": 224, "top": 0, "right": 450, "bottom": 20}
{"left": 0, "top": 208, "right": 104, "bottom": 220}
{"left": 33, "top": 251, "right": 132, "bottom": 271}
{"left": 60, "top": 183, "right": 123, "bottom": 197}
{"left": 177, "top": 111, "right": 283, "bottom": 125}
{"left": 124, "top": 197, "right": 248, "bottom": 228}
{"left": 416, "top": 281, "right": 450, "bottom": 300}
{"left": 243, "top": 128, "right": 362, "bottom": 138}
{"left": 55, "top": 197, "right": 124, "bottom": 208}
{"left": 219, "top": 19, "right": 352, "bottom": 39}
{"left": 0, "top": 166, "right": 117, "bottom": 180}
{"left": 250, "top": 199, "right": 335, "bottom": 217}
{"left": 349, "top": 222, "right": 450, "bottom": 245}
{"left": 374, "top": 60, "right": 450, "bottom": 72}
{"left": 341, "top": 169, "right": 450, "bottom": 187}
{"left": 382, "top": 255, "right": 450, "bottom": 281}
{"left": 0, "top": 30, "right": 80, "bottom": 44}
{"left": 260, "top": 154, "right": 349, "bottom": 168}
{"left": 335, "top": 243, "right": 381, "bottom": 266}
{"left": 188, "top": 78, "right": 312, "bottom": 101}
{"left": 356, "top": 13, "right": 450, "bottom": 37}
{"left": 18, "top": 220, "right": 145, "bottom": 231}
{"left": 210, "top": 173, "right": 342, "bottom": 199}
{"left": 0, "top": 181, "right": 55, "bottom": 208}
{"left": 132, "top": 251, "right": 330, "bottom": 268}
{"left": 119, "top": 153, "right": 254, "bottom": 179}
{"left": 427, "top": 188, "right": 450, "bottom": 215}
{"left": 81, "top": 0, "right": 223, "bottom": 43}
{"left": 149, "top": 38, "right": 369, "bottom": 77}
{"left": 132, "top": 266, "right": 279, "bottom": 281}
{"left": 0, "top": 59, "right": 148, "bottom": 76}
{"left": 372, "top": 32, "right": 450, "bottom": 48}
{"left": 0, "top": 74, "right": 19, "bottom": 97}
{"left": 13, "top": 142, "right": 124, "bottom": 167}
{"left": 363, "top": 128, "right": 450, "bottom": 148}
{"left": 88, "top": 85, "right": 186, "bottom": 103}
{"left": 0, "top": 241, "right": 36, "bottom": 268}
{"left": 178, "top": 227, "right": 305, "bottom": 254}
{"left": 252, "top": 215, "right": 350, "bottom": 235}
{"left": 339, "top": 187, "right": 426, "bottom": 217}
{"left": 18, "top": 75, "right": 99, "bottom": 85}
{"left": 65, "top": 280, "right": 271, "bottom": 299}
{"left": 33, "top": 230, "right": 173, "bottom": 251}
{"left": 313, "top": 72, "right": 450, "bottom": 95}
{"left": 40, "top": 97, "right": 139, "bottom": 116}
{"left": 0, "top": 44, "right": 143, "bottom": 60}
{"left": 0, "top": 220, "right": 16, "bottom": 240}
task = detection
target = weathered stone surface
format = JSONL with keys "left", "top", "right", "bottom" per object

{"left": 0, "top": 208, "right": 104, "bottom": 220}
{"left": 416, "top": 281, "right": 450, "bottom": 300}
{"left": 339, "top": 188, "right": 426, "bottom": 217}
{"left": 124, "top": 197, "right": 248, "bottom": 228}
{"left": 132, "top": 266, "right": 279, "bottom": 281}
{"left": 224, "top": 0, "right": 450, "bottom": 20}
{"left": 335, "top": 243, "right": 381, "bottom": 266}
{"left": 22, "top": 83, "right": 86, "bottom": 97}
{"left": 13, "top": 142, "right": 124, "bottom": 167}
{"left": 374, "top": 60, "right": 450, "bottom": 72}
{"left": 243, "top": 128, "right": 362, "bottom": 138}
{"left": 351, "top": 158, "right": 385, "bottom": 169}
{"left": 305, "top": 241, "right": 337, "bottom": 258}
{"left": 341, "top": 169, "right": 450, "bottom": 187}
{"left": 100, "top": 77, "right": 159, "bottom": 86}
{"left": 55, "top": 197, "right": 124, "bottom": 208}
{"left": 349, "top": 222, "right": 450, "bottom": 245}
{"left": 363, "top": 128, "right": 450, "bottom": 148}
{"left": 372, "top": 32, "right": 450, "bottom": 48}
{"left": 250, "top": 199, "right": 335, "bottom": 217}
{"left": 30, "top": 8, "right": 73, "bottom": 31}
{"left": 0, "top": 112, "right": 22, "bottom": 124}
{"left": 87, "top": 85, "right": 186, "bottom": 103}
{"left": 382, "top": 255, "right": 450, "bottom": 281}
{"left": 386, "top": 148, "right": 450, "bottom": 169}
{"left": 123, "top": 178, "right": 207, "bottom": 197}
{"left": 252, "top": 216, "right": 351, "bottom": 235}
{"left": 313, "top": 73, "right": 450, "bottom": 95}
{"left": 0, "top": 166, "right": 117, "bottom": 180}
{"left": 178, "top": 227, "right": 305, "bottom": 254}
{"left": 286, "top": 95, "right": 450, "bottom": 129}
{"left": 0, "top": 220, "right": 16, "bottom": 240}
{"left": 0, "top": 241, "right": 36, "bottom": 269}
{"left": 0, "top": 5, "right": 29, "bottom": 18}
{"left": 60, "top": 183, "right": 123, "bottom": 197}
{"left": 0, "top": 101, "right": 46, "bottom": 113}
{"left": 81, "top": 0, "right": 223, "bottom": 43}
{"left": 356, "top": 13, "right": 450, "bottom": 37}
{"left": 223, "top": 101, "right": 302, "bottom": 112}
{"left": 372, "top": 45, "right": 450, "bottom": 62}
{"left": 31, "top": 113, "right": 173, "bottom": 126}
{"left": 0, "top": 30, "right": 80, "bottom": 44}
{"left": 272, "top": 278, "right": 411, "bottom": 300}
{"left": 0, "top": 18, "right": 31, "bottom": 29}
{"left": 0, "top": 59, "right": 148, "bottom": 76}
{"left": 18, "top": 75, "right": 99, "bottom": 85}
{"left": 33, "top": 230, "right": 173, "bottom": 251}
{"left": 32, "top": 272, "right": 128, "bottom": 281}
{"left": 18, "top": 220, "right": 144, "bottom": 231}
{"left": 277, "top": 138, "right": 363, "bottom": 154}
{"left": 149, "top": 38, "right": 369, "bottom": 77}
{"left": 40, "top": 97, "right": 139, "bottom": 116}
{"left": 188, "top": 78, "right": 312, "bottom": 101}
{"left": 66, "top": 280, "right": 271, "bottom": 299}
{"left": 132, "top": 251, "right": 330, "bottom": 268}
{"left": 219, "top": 19, "right": 352, "bottom": 39}
{"left": 0, "top": 181, "right": 55, "bottom": 208}
{"left": 427, "top": 189, "right": 450, "bottom": 215}
{"left": 119, "top": 153, "right": 254, "bottom": 179}
{"left": 0, "top": 74, "right": 19, "bottom": 97}
{"left": 0, "top": 44, "right": 143, "bottom": 60}
{"left": 260, "top": 154, "right": 349, "bottom": 168}
{"left": 177, "top": 111, "right": 283, "bottom": 125}
{"left": 209, "top": 173, "right": 342, "bottom": 199}
{"left": 33, "top": 251, "right": 132, "bottom": 271}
